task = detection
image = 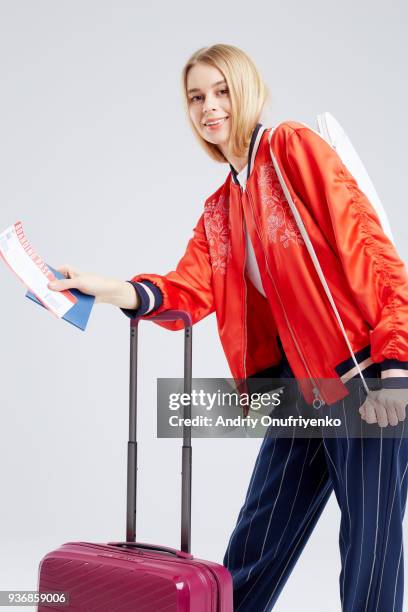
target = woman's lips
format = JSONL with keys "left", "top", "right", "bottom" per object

{"left": 204, "top": 117, "right": 228, "bottom": 130}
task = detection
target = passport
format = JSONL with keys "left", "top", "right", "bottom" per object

{"left": 25, "top": 263, "right": 95, "bottom": 331}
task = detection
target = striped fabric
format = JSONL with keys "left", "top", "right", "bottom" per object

{"left": 335, "top": 345, "right": 374, "bottom": 384}
{"left": 120, "top": 279, "right": 163, "bottom": 318}
{"left": 381, "top": 359, "right": 408, "bottom": 388}
{"left": 335, "top": 345, "right": 408, "bottom": 388}
{"left": 224, "top": 357, "right": 408, "bottom": 612}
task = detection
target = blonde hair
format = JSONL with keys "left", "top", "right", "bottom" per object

{"left": 181, "top": 44, "right": 269, "bottom": 163}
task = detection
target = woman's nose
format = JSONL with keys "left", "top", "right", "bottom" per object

{"left": 202, "top": 95, "right": 217, "bottom": 114}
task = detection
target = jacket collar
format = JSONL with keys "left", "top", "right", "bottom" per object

{"left": 229, "top": 122, "right": 266, "bottom": 185}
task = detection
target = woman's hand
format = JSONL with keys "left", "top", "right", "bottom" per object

{"left": 47, "top": 264, "right": 140, "bottom": 309}
{"left": 359, "top": 388, "right": 408, "bottom": 427}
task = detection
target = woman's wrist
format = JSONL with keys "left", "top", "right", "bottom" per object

{"left": 97, "top": 279, "right": 140, "bottom": 309}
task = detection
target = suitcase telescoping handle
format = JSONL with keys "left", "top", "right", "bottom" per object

{"left": 126, "top": 310, "right": 193, "bottom": 554}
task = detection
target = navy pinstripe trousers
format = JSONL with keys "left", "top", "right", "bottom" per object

{"left": 223, "top": 359, "right": 408, "bottom": 611}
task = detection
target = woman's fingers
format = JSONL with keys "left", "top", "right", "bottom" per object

{"left": 47, "top": 270, "right": 114, "bottom": 298}
{"left": 54, "top": 264, "right": 70, "bottom": 277}
{"left": 359, "top": 389, "right": 407, "bottom": 427}
{"left": 363, "top": 397, "right": 378, "bottom": 425}
{"left": 373, "top": 402, "right": 389, "bottom": 427}
{"left": 48, "top": 277, "right": 79, "bottom": 291}
{"left": 55, "top": 264, "right": 81, "bottom": 278}
{"left": 48, "top": 270, "right": 123, "bottom": 302}
{"left": 395, "top": 402, "right": 407, "bottom": 421}
{"left": 385, "top": 402, "right": 399, "bottom": 427}
{"left": 361, "top": 393, "right": 389, "bottom": 427}
{"left": 49, "top": 264, "right": 84, "bottom": 290}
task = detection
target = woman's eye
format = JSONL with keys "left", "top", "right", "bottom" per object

{"left": 189, "top": 89, "right": 228, "bottom": 103}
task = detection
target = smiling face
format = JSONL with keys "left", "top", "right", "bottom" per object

{"left": 186, "top": 62, "right": 232, "bottom": 153}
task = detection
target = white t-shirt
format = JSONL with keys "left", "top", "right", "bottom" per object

{"left": 236, "top": 165, "right": 267, "bottom": 297}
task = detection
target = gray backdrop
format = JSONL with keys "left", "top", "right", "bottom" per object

{"left": 0, "top": 1, "right": 407, "bottom": 610}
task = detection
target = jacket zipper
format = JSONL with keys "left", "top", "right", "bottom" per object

{"left": 239, "top": 183, "right": 248, "bottom": 380}
{"left": 244, "top": 187, "right": 324, "bottom": 408}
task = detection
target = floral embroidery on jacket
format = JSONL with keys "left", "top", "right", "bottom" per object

{"left": 257, "top": 163, "right": 304, "bottom": 248}
{"left": 204, "top": 194, "right": 231, "bottom": 275}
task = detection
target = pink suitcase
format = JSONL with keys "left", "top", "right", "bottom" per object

{"left": 37, "top": 310, "right": 233, "bottom": 611}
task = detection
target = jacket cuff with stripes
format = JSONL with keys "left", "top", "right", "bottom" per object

{"left": 120, "top": 280, "right": 163, "bottom": 319}
{"left": 380, "top": 359, "right": 408, "bottom": 388}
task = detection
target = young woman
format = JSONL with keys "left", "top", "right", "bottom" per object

{"left": 48, "top": 44, "right": 408, "bottom": 612}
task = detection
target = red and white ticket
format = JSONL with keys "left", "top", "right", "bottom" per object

{"left": 0, "top": 221, "right": 77, "bottom": 318}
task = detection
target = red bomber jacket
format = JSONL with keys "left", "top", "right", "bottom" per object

{"left": 128, "top": 121, "right": 408, "bottom": 406}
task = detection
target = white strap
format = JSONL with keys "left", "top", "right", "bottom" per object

{"left": 268, "top": 127, "right": 370, "bottom": 394}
